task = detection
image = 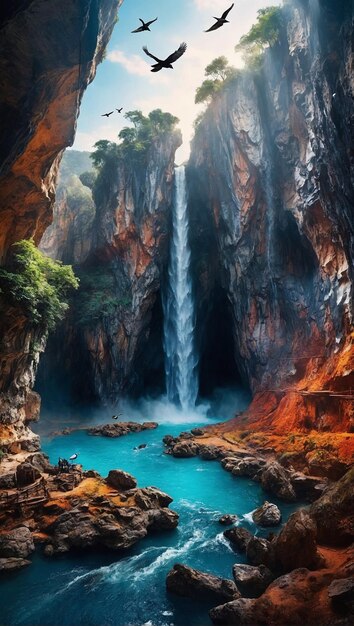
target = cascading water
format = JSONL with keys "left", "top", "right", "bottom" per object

{"left": 163, "top": 165, "right": 198, "bottom": 411}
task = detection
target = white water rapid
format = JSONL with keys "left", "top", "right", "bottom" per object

{"left": 163, "top": 165, "right": 198, "bottom": 411}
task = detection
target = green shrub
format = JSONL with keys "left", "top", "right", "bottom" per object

{"left": 235, "top": 7, "right": 283, "bottom": 68}
{"left": 195, "top": 56, "right": 239, "bottom": 105}
{"left": 74, "top": 267, "right": 131, "bottom": 326}
{"left": 0, "top": 239, "right": 79, "bottom": 330}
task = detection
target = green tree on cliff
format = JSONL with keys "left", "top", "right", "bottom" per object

{"left": 235, "top": 6, "right": 283, "bottom": 68}
{"left": 0, "top": 239, "right": 78, "bottom": 330}
{"left": 195, "top": 56, "right": 239, "bottom": 104}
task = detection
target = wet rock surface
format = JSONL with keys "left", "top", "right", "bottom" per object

{"left": 166, "top": 563, "right": 240, "bottom": 603}
{"left": 0, "top": 527, "right": 35, "bottom": 559}
{"left": 106, "top": 470, "right": 137, "bottom": 491}
{"left": 88, "top": 421, "right": 158, "bottom": 438}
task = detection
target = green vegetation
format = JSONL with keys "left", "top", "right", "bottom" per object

{"left": 0, "top": 239, "right": 78, "bottom": 330}
{"left": 235, "top": 7, "right": 283, "bottom": 69}
{"left": 59, "top": 150, "right": 93, "bottom": 183}
{"left": 195, "top": 56, "right": 239, "bottom": 104}
{"left": 79, "top": 170, "right": 97, "bottom": 190}
{"left": 65, "top": 175, "right": 95, "bottom": 221}
{"left": 91, "top": 109, "right": 179, "bottom": 171}
{"left": 74, "top": 267, "right": 131, "bottom": 326}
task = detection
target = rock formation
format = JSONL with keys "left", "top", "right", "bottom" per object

{"left": 188, "top": 0, "right": 353, "bottom": 435}
{"left": 0, "top": 0, "right": 122, "bottom": 450}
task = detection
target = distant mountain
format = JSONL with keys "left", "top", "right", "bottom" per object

{"left": 59, "top": 150, "right": 93, "bottom": 183}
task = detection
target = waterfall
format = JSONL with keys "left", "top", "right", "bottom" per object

{"left": 163, "top": 165, "right": 198, "bottom": 411}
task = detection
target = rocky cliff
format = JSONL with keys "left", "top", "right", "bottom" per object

{"left": 0, "top": 0, "right": 122, "bottom": 451}
{"left": 38, "top": 130, "right": 181, "bottom": 404}
{"left": 188, "top": 0, "right": 353, "bottom": 434}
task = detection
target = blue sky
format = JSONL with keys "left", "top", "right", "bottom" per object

{"left": 73, "top": 0, "right": 281, "bottom": 161}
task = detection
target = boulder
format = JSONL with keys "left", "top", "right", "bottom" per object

{"left": 171, "top": 441, "right": 198, "bottom": 458}
{"left": 232, "top": 563, "right": 274, "bottom": 598}
{"left": 166, "top": 563, "right": 240, "bottom": 603}
{"left": 210, "top": 598, "right": 255, "bottom": 625}
{"left": 310, "top": 467, "right": 354, "bottom": 546}
{"left": 199, "top": 445, "right": 221, "bottom": 460}
{"left": 291, "top": 472, "right": 327, "bottom": 501}
{"left": 106, "top": 470, "right": 137, "bottom": 491}
{"left": 224, "top": 526, "right": 253, "bottom": 552}
{"left": 0, "top": 527, "right": 35, "bottom": 559}
{"left": 232, "top": 457, "right": 266, "bottom": 478}
{"left": 16, "top": 462, "right": 41, "bottom": 487}
{"left": 0, "top": 557, "right": 31, "bottom": 572}
{"left": 0, "top": 472, "right": 16, "bottom": 489}
{"left": 246, "top": 536, "right": 272, "bottom": 567}
{"left": 305, "top": 450, "right": 348, "bottom": 480}
{"left": 134, "top": 487, "right": 173, "bottom": 510}
{"left": 147, "top": 508, "right": 179, "bottom": 530}
{"left": 252, "top": 501, "right": 281, "bottom": 527}
{"left": 328, "top": 578, "right": 354, "bottom": 610}
{"left": 219, "top": 514, "right": 238, "bottom": 526}
{"left": 191, "top": 428, "right": 205, "bottom": 436}
{"left": 260, "top": 462, "right": 296, "bottom": 501}
{"left": 162, "top": 435, "right": 177, "bottom": 447}
{"left": 273, "top": 509, "right": 320, "bottom": 572}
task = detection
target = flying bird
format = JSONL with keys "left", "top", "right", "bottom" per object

{"left": 116, "top": 107, "right": 123, "bottom": 113}
{"left": 142, "top": 42, "right": 187, "bottom": 72}
{"left": 132, "top": 17, "right": 158, "bottom": 33}
{"left": 112, "top": 413, "right": 123, "bottom": 420}
{"left": 205, "top": 3, "right": 234, "bottom": 32}
{"left": 101, "top": 111, "right": 114, "bottom": 117}
{"left": 69, "top": 453, "right": 79, "bottom": 461}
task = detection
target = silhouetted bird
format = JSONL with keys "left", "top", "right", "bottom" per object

{"left": 101, "top": 111, "right": 114, "bottom": 117}
{"left": 112, "top": 413, "right": 123, "bottom": 420}
{"left": 132, "top": 17, "right": 158, "bottom": 33}
{"left": 205, "top": 3, "right": 234, "bottom": 32}
{"left": 69, "top": 453, "right": 79, "bottom": 461}
{"left": 143, "top": 42, "right": 187, "bottom": 72}
{"left": 116, "top": 107, "right": 123, "bottom": 113}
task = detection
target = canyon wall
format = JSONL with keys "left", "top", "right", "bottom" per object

{"left": 188, "top": 0, "right": 353, "bottom": 433}
{"left": 0, "top": 0, "right": 122, "bottom": 450}
{"left": 38, "top": 130, "right": 181, "bottom": 404}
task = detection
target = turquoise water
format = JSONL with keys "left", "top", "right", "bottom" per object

{"left": 1, "top": 397, "right": 299, "bottom": 626}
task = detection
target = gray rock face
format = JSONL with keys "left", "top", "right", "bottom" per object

{"left": 16, "top": 462, "right": 41, "bottom": 487}
{"left": 106, "top": 470, "right": 137, "bottom": 491}
{"left": 232, "top": 563, "right": 274, "bottom": 598}
{"left": 209, "top": 597, "right": 255, "bottom": 625}
{"left": 0, "top": 527, "right": 35, "bottom": 559}
{"left": 260, "top": 463, "right": 296, "bottom": 502}
{"left": 166, "top": 563, "right": 240, "bottom": 603}
{"left": 252, "top": 501, "right": 282, "bottom": 527}
{"left": 310, "top": 467, "right": 354, "bottom": 547}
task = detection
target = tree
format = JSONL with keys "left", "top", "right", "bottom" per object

{"left": 195, "top": 57, "right": 239, "bottom": 104}
{"left": 235, "top": 7, "right": 283, "bottom": 68}
{"left": 90, "top": 140, "right": 119, "bottom": 169}
{"left": 79, "top": 170, "right": 97, "bottom": 190}
{"left": 0, "top": 239, "right": 78, "bottom": 329}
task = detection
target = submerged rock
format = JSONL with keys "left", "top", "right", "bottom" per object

{"left": 166, "top": 563, "right": 240, "bottom": 603}
{"left": 219, "top": 514, "right": 238, "bottom": 526}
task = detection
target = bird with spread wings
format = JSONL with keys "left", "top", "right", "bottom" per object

{"left": 132, "top": 17, "right": 158, "bottom": 33}
{"left": 205, "top": 3, "right": 234, "bottom": 32}
{"left": 143, "top": 42, "right": 187, "bottom": 72}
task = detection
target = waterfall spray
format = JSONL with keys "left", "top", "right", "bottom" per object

{"left": 163, "top": 166, "right": 198, "bottom": 411}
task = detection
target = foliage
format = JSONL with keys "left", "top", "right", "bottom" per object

{"left": 59, "top": 151, "right": 93, "bottom": 184}
{"left": 79, "top": 170, "right": 97, "bottom": 190}
{"left": 0, "top": 240, "right": 78, "bottom": 330}
{"left": 74, "top": 267, "right": 131, "bottom": 326}
{"left": 90, "top": 109, "right": 179, "bottom": 172}
{"left": 195, "top": 56, "right": 239, "bottom": 104}
{"left": 235, "top": 7, "right": 283, "bottom": 69}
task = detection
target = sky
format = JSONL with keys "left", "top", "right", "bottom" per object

{"left": 73, "top": 0, "right": 281, "bottom": 162}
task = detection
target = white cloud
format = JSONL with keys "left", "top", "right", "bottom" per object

{"left": 194, "top": 0, "right": 232, "bottom": 11}
{"left": 107, "top": 49, "right": 150, "bottom": 76}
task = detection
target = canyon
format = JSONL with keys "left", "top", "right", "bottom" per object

{"left": 0, "top": 0, "right": 353, "bottom": 625}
